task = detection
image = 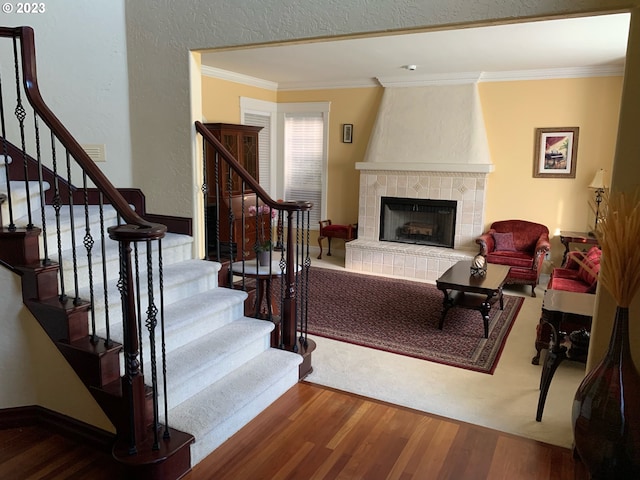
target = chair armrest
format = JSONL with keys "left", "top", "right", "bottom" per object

{"left": 475, "top": 229, "right": 495, "bottom": 255}
{"left": 534, "top": 233, "right": 551, "bottom": 256}
{"left": 533, "top": 233, "right": 551, "bottom": 271}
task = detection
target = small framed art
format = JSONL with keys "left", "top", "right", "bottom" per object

{"left": 533, "top": 127, "right": 579, "bottom": 178}
{"left": 342, "top": 124, "right": 353, "bottom": 143}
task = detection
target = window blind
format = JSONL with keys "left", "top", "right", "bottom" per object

{"left": 284, "top": 112, "right": 323, "bottom": 226}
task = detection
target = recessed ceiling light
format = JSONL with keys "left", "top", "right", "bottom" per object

{"left": 404, "top": 64, "right": 417, "bottom": 71}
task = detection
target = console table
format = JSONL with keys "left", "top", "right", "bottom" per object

{"left": 559, "top": 231, "right": 599, "bottom": 266}
{"left": 535, "top": 289, "right": 595, "bottom": 421}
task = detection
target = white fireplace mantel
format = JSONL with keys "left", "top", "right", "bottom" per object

{"left": 355, "top": 162, "right": 495, "bottom": 173}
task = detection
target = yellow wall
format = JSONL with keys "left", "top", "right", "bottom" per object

{"left": 201, "top": 78, "right": 383, "bottom": 230}
{"left": 202, "top": 76, "right": 277, "bottom": 123}
{"left": 277, "top": 88, "right": 384, "bottom": 227}
{"left": 480, "top": 76, "right": 623, "bottom": 268}
{"left": 202, "top": 75, "right": 622, "bottom": 267}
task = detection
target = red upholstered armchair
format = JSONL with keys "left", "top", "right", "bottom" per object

{"left": 547, "top": 246, "right": 602, "bottom": 293}
{"left": 476, "top": 220, "right": 551, "bottom": 297}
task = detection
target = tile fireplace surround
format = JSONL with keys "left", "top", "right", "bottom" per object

{"left": 346, "top": 168, "right": 489, "bottom": 281}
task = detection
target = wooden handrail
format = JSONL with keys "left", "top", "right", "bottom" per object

{"left": 0, "top": 26, "right": 163, "bottom": 237}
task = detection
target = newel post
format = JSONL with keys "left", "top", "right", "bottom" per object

{"left": 118, "top": 238, "right": 146, "bottom": 453}
{"left": 108, "top": 223, "right": 166, "bottom": 454}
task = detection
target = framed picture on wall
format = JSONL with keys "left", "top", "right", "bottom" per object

{"left": 342, "top": 124, "right": 353, "bottom": 143}
{"left": 533, "top": 127, "right": 579, "bottom": 178}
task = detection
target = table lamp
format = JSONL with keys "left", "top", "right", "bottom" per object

{"left": 588, "top": 168, "right": 607, "bottom": 235}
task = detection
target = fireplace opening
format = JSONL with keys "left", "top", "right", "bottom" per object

{"left": 379, "top": 197, "right": 457, "bottom": 248}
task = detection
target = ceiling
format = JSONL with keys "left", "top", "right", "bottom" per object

{"left": 201, "top": 13, "right": 630, "bottom": 90}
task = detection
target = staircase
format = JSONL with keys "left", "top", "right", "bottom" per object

{"left": 0, "top": 26, "right": 313, "bottom": 479}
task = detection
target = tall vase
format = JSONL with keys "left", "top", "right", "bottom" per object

{"left": 572, "top": 306, "right": 640, "bottom": 479}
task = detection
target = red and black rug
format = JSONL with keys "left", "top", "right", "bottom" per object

{"left": 303, "top": 267, "right": 524, "bottom": 374}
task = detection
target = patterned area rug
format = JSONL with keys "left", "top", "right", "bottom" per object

{"left": 304, "top": 267, "right": 524, "bottom": 374}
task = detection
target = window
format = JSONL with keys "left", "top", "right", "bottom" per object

{"left": 241, "top": 98, "right": 329, "bottom": 227}
{"left": 284, "top": 112, "right": 326, "bottom": 226}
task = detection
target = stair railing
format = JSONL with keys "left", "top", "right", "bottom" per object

{"left": 195, "top": 121, "right": 313, "bottom": 356}
{"left": 0, "top": 26, "right": 177, "bottom": 461}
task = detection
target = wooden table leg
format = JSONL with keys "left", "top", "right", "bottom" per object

{"left": 438, "top": 289, "right": 453, "bottom": 330}
{"left": 480, "top": 297, "right": 491, "bottom": 338}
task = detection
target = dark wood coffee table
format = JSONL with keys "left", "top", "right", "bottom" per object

{"left": 436, "top": 261, "right": 511, "bottom": 338}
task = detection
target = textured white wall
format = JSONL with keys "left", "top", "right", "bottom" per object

{"left": 2, "top": 0, "right": 132, "bottom": 187}
{"left": 125, "top": 0, "right": 640, "bottom": 219}
{"left": 364, "top": 85, "right": 491, "bottom": 166}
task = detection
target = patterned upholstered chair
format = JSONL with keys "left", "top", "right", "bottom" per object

{"left": 475, "top": 220, "right": 551, "bottom": 297}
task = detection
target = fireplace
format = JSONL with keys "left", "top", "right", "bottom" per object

{"left": 380, "top": 197, "right": 456, "bottom": 248}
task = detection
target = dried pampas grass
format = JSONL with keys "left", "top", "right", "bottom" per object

{"left": 591, "top": 188, "right": 640, "bottom": 307}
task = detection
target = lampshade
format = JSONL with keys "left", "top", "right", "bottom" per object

{"left": 589, "top": 169, "right": 607, "bottom": 190}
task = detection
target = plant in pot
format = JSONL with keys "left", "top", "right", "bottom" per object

{"left": 572, "top": 188, "right": 640, "bottom": 478}
{"left": 248, "top": 204, "right": 278, "bottom": 266}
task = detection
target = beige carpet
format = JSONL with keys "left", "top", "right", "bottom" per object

{"left": 306, "top": 252, "right": 586, "bottom": 449}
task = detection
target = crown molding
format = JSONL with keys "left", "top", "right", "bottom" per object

{"left": 480, "top": 64, "right": 625, "bottom": 82}
{"left": 278, "top": 78, "right": 379, "bottom": 91}
{"left": 201, "top": 65, "right": 278, "bottom": 91}
{"left": 376, "top": 72, "right": 482, "bottom": 87}
{"left": 201, "top": 64, "right": 625, "bottom": 91}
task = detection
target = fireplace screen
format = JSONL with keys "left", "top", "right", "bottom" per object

{"left": 379, "top": 197, "right": 457, "bottom": 248}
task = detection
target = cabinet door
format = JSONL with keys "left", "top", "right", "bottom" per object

{"left": 242, "top": 132, "right": 258, "bottom": 180}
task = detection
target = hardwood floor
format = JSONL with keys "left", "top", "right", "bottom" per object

{"left": 188, "top": 382, "right": 588, "bottom": 480}
{"left": 0, "top": 424, "right": 124, "bottom": 479}
{"left": 0, "top": 382, "right": 588, "bottom": 479}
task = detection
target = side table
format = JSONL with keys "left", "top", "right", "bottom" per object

{"left": 559, "top": 231, "right": 599, "bottom": 266}
{"left": 230, "top": 259, "right": 301, "bottom": 347}
{"left": 535, "top": 289, "right": 595, "bottom": 422}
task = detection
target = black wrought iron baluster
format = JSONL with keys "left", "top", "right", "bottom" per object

{"left": 99, "top": 192, "right": 111, "bottom": 346}
{"left": 144, "top": 240, "right": 160, "bottom": 451}
{"left": 134, "top": 243, "right": 143, "bottom": 376}
{"left": 0, "top": 69, "right": 16, "bottom": 231}
{"left": 202, "top": 140, "right": 208, "bottom": 260}
{"left": 81, "top": 172, "right": 96, "bottom": 339}
{"left": 215, "top": 151, "right": 222, "bottom": 266}
{"left": 13, "top": 36, "right": 32, "bottom": 229}
{"left": 157, "top": 238, "right": 170, "bottom": 439}
{"left": 226, "top": 160, "right": 234, "bottom": 265}
{"left": 65, "top": 150, "right": 80, "bottom": 304}
{"left": 33, "top": 115, "right": 50, "bottom": 264}
{"left": 50, "top": 133, "right": 66, "bottom": 301}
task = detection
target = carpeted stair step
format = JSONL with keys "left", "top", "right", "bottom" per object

{"left": 167, "top": 348, "right": 302, "bottom": 466}
{"left": 99, "top": 287, "right": 249, "bottom": 355}
{"left": 1, "top": 180, "right": 46, "bottom": 227}
{"left": 55, "top": 231, "right": 193, "bottom": 293}
{"left": 159, "top": 317, "right": 275, "bottom": 409}
{"left": 84, "top": 259, "right": 221, "bottom": 333}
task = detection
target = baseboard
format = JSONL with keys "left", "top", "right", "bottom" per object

{"left": 0, "top": 405, "right": 116, "bottom": 453}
